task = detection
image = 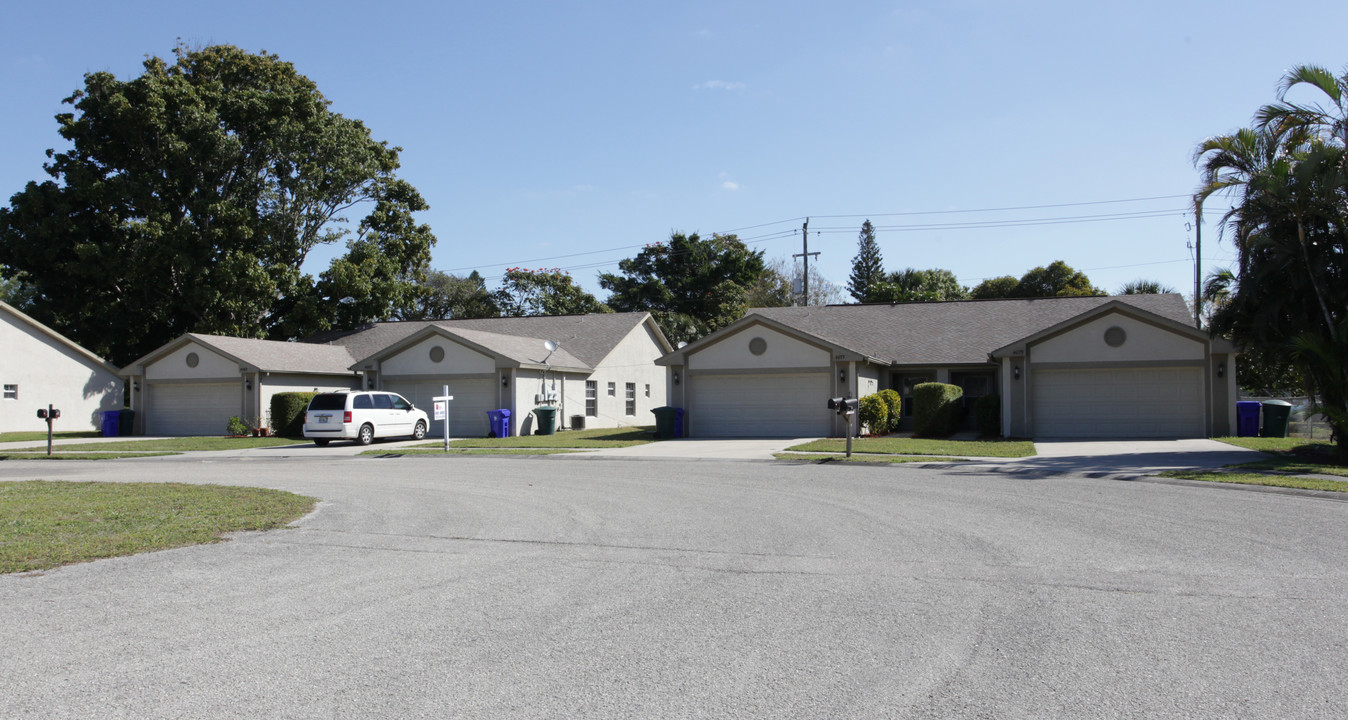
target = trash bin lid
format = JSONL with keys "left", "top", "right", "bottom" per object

{"left": 1261, "top": 399, "right": 1293, "bottom": 406}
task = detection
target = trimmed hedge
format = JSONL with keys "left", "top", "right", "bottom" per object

{"left": 912, "top": 382, "right": 964, "bottom": 438}
{"left": 877, "top": 389, "right": 903, "bottom": 433}
{"left": 858, "top": 394, "right": 889, "bottom": 435}
{"left": 974, "top": 394, "right": 1001, "bottom": 437}
{"left": 271, "top": 392, "right": 318, "bottom": 438}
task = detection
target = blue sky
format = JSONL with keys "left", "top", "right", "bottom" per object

{"left": 4, "top": 1, "right": 1347, "bottom": 303}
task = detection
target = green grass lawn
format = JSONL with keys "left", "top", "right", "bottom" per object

{"left": 1158, "top": 470, "right": 1348, "bottom": 493}
{"left": 364, "top": 447, "right": 577, "bottom": 456}
{"left": 0, "top": 452, "right": 178, "bottom": 461}
{"left": 10, "top": 436, "right": 305, "bottom": 453}
{"left": 1214, "top": 436, "right": 1337, "bottom": 455}
{"left": 776, "top": 453, "right": 967, "bottom": 464}
{"left": 446, "top": 426, "right": 655, "bottom": 449}
{"left": 0, "top": 430, "right": 103, "bottom": 443}
{"left": 0, "top": 481, "right": 315, "bottom": 574}
{"left": 786, "top": 437, "right": 1037, "bottom": 458}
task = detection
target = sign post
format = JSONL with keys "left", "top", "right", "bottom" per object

{"left": 432, "top": 385, "right": 453, "bottom": 452}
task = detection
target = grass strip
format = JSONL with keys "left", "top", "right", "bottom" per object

{"left": 10, "top": 437, "right": 304, "bottom": 453}
{"left": 1214, "top": 436, "right": 1336, "bottom": 454}
{"left": 447, "top": 426, "right": 654, "bottom": 449}
{"left": 0, "top": 452, "right": 178, "bottom": 461}
{"left": 0, "top": 431, "right": 103, "bottom": 443}
{"left": 363, "top": 448, "right": 576, "bottom": 456}
{"left": 1157, "top": 470, "right": 1348, "bottom": 493}
{"left": 0, "top": 481, "right": 316, "bottom": 574}
{"left": 776, "top": 453, "right": 967, "bottom": 464}
{"left": 787, "top": 437, "right": 1036, "bottom": 458}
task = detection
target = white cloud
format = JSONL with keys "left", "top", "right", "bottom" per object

{"left": 722, "top": 181, "right": 739, "bottom": 191}
{"left": 692, "top": 80, "right": 746, "bottom": 92}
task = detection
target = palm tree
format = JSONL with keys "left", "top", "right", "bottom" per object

{"left": 1118, "top": 279, "right": 1176, "bottom": 295}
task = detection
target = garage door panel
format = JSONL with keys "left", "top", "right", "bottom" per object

{"left": 1033, "top": 367, "right": 1204, "bottom": 438}
{"left": 688, "top": 372, "right": 832, "bottom": 438}
{"left": 147, "top": 382, "right": 240, "bottom": 436}
{"left": 385, "top": 379, "right": 497, "bottom": 438}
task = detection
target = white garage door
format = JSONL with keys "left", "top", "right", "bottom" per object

{"left": 687, "top": 372, "right": 833, "bottom": 438}
{"left": 147, "top": 382, "right": 241, "bottom": 436}
{"left": 1032, "top": 367, "right": 1205, "bottom": 438}
{"left": 384, "top": 379, "right": 498, "bottom": 438}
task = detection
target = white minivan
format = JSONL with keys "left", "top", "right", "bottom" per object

{"left": 303, "top": 390, "right": 429, "bottom": 446}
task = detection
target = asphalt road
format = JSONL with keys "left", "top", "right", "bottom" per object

{"left": 1, "top": 455, "right": 1345, "bottom": 719}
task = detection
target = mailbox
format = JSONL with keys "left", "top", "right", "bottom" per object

{"left": 827, "top": 397, "right": 858, "bottom": 415}
{"left": 37, "top": 408, "right": 47, "bottom": 419}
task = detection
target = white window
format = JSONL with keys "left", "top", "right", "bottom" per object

{"left": 2, "top": 384, "right": 16, "bottom": 400}
{"left": 645, "top": 384, "right": 650, "bottom": 398}
{"left": 607, "top": 382, "right": 615, "bottom": 397}
{"left": 586, "top": 381, "right": 597, "bottom": 417}
{"left": 625, "top": 383, "right": 636, "bottom": 416}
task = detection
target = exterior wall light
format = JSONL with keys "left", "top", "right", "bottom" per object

{"left": 1217, "top": 362, "right": 1225, "bottom": 378}
{"left": 367, "top": 377, "right": 376, "bottom": 389}
{"left": 672, "top": 371, "right": 681, "bottom": 385}
{"left": 245, "top": 379, "right": 253, "bottom": 391}
{"left": 838, "top": 369, "right": 847, "bottom": 383}
{"left": 1013, "top": 365, "right": 1021, "bottom": 381}
{"left": 502, "top": 375, "right": 510, "bottom": 387}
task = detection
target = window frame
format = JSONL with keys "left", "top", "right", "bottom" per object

{"left": 625, "top": 382, "right": 636, "bottom": 416}
{"left": 585, "top": 380, "right": 597, "bottom": 417}
{"left": 2, "top": 384, "right": 16, "bottom": 400}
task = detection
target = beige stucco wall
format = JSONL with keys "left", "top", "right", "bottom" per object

{"left": 857, "top": 364, "right": 880, "bottom": 398}
{"left": 1033, "top": 314, "right": 1205, "bottom": 363}
{"left": 381, "top": 336, "right": 495, "bottom": 376}
{"left": 688, "top": 324, "right": 830, "bottom": 371}
{"left": 584, "top": 322, "right": 667, "bottom": 429}
{"left": 1, "top": 310, "right": 123, "bottom": 432}
{"left": 145, "top": 342, "right": 239, "bottom": 380}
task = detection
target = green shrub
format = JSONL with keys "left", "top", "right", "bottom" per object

{"left": 858, "top": 394, "right": 889, "bottom": 435}
{"left": 226, "top": 416, "right": 250, "bottom": 436}
{"left": 912, "top": 382, "right": 964, "bottom": 438}
{"left": 878, "top": 389, "right": 903, "bottom": 432}
{"left": 974, "top": 394, "right": 1001, "bottom": 437}
{"left": 271, "top": 392, "right": 318, "bottom": 438}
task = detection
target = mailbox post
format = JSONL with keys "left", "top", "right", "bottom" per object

{"left": 36, "top": 404, "right": 60, "bottom": 456}
{"left": 828, "top": 397, "right": 859, "bottom": 458}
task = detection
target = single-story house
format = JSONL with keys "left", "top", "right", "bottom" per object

{"left": 121, "top": 312, "right": 671, "bottom": 437}
{"left": 656, "top": 294, "right": 1237, "bottom": 439}
{"left": 1, "top": 300, "right": 123, "bottom": 433}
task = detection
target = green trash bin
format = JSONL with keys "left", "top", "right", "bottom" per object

{"left": 1261, "top": 399, "right": 1292, "bottom": 438}
{"left": 533, "top": 406, "right": 557, "bottom": 436}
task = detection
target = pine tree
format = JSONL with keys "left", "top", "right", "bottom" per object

{"left": 847, "top": 220, "right": 885, "bottom": 303}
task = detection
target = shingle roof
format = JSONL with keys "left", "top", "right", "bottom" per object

{"left": 187, "top": 334, "right": 358, "bottom": 374}
{"left": 306, "top": 312, "right": 660, "bottom": 368}
{"left": 745, "top": 294, "right": 1195, "bottom": 366}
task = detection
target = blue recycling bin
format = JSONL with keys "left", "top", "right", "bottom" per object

{"left": 1235, "top": 401, "right": 1261, "bottom": 437}
{"left": 485, "top": 409, "right": 512, "bottom": 438}
{"left": 100, "top": 410, "right": 121, "bottom": 437}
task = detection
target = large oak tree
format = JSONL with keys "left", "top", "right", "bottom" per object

{"left": 0, "top": 44, "right": 436, "bottom": 365}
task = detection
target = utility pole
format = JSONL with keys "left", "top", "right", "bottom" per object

{"left": 793, "top": 217, "right": 819, "bottom": 306}
{"left": 1194, "top": 201, "right": 1202, "bottom": 328}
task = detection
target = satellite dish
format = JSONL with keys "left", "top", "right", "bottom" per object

{"left": 677, "top": 341, "right": 688, "bottom": 349}
{"left": 544, "top": 340, "right": 558, "bottom": 352}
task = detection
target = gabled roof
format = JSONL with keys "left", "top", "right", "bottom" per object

{"left": 348, "top": 325, "right": 591, "bottom": 372}
{"left": 988, "top": 298, "right": 1231, "bottom": 358}
{"left": 663, "top": 294, "right": 1200, "bottom": 367}
{"left": 121, "top": 333, "right": 358, "bottom": 376}
{"left": 2, "top": 301, "right": 120, "bottom": 374}
{"left": 312, "top": 312, "right": 669, "bottom": 370}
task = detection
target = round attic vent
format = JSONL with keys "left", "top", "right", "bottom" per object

{"left": 185, "top": 352, "right": 199, "bottom": 368}
{"left": 749, "top": 337, "right": 767, "bottom": 356}
{"left": 1104, "top": 326, "right": 1127, "bottom": 348}
{"left": 429, "top": 346, "right": 445, "bottom": 363}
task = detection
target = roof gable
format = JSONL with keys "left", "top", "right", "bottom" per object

{"left": 1, "top": 301, "right": 120, "bottom": 374}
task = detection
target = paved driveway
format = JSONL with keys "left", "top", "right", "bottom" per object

{"left": 1, "top": 455, "right": 1345, "bottom": 718}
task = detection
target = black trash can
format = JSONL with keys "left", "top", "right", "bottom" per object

{"left": 118, "top": 409, "right": 135, "bottom": 436}
{"left": 1261, "top": 399, "right": 1292, "bottom": 438}
{"left": 1236, "top": 401, "right": 1262, "bottom": 438}
{"left": 652, "top": 406, "right": 685, "bottom": 439}
{"left": 533, "top": 406, "right": 557, "bottom": 436}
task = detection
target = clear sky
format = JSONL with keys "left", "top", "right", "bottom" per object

{"left": 4, "top": 1, "right": 1347, "bottom": 303}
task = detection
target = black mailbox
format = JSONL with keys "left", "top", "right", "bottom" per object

{"left": 37, "top": 408, "right": 47, "bottom": 419}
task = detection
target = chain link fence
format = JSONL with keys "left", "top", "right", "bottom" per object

{"left": 1240, "top": 396, "right": 1332, "bottom": 439}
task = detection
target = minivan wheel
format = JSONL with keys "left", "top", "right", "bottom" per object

{"left": 412, "top": 421, "right": 427, "bottom": 440}
{"left": 358, "top": 424, "right": 375, "bottom": 446}
{"left": 313, "top": 439, "right": 330, "bottom": 447}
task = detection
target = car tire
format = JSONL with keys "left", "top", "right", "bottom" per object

{"left": 412, "top": 420, "right": 427, "bottom": 441}
{"left": 313, "top": 439, "right": 330, "bottom": 447}
{"left": 358, "top": 424, "right": 375, "bottom": 446}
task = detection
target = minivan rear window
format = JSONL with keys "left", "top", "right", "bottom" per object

{"left": 308, "top": 394, "right": 347, "bottom": 411}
